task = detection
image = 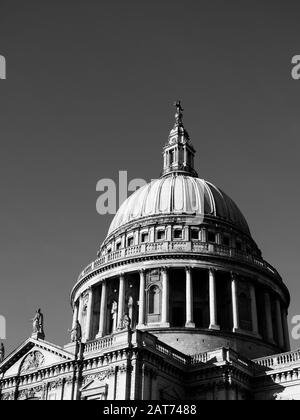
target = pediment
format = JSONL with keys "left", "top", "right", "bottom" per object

{"left": 0, "top": 338, "right": 73, "bottom": 379}
{"left": 80, "top": 372, "right": 109, "bottom": 400}
{"left": 81, "top": 369, "right": 111, "bottom": 391}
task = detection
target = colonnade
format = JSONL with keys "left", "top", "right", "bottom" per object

{"left": 72, "top": 267, "right": 289, "bottom": 350}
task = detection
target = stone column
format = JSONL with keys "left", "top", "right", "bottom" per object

{"left": 78, "top": 295, "right": 84, "bottom": 326}
{"left": 249, "top": 284, "right": 259, "bottom": 335}
{"left": 96, "top": 280, "right": 107, "bottom": 338}
{"left": 185, "top": 267, "right": 195, "bottom": 328}
{"left": 183, "top": 145, "right": 187, "bottom": 166}
{"left": 201, "top": 228, "right": 207, "bottom": 243}
{"left": 231, "top": 273, "right": 240, "bottom": 332}
{"left": 275, "top": 299, "right": 285, "bottom": 348}
{"left": 117, "top": 273, "right": 126, "bottom": 329}
{"left": 72, "top": 300, "right": 79, "bottom": 329}
{"left": 138, "top": 269, "right": 146, "bottom": 328}
{"left": 85, "top": 288, "right": 94, "bottom": 342}
{"left": 282, "top": 307, "right": 290, "bottom": 351}
{"left": 209, "top": 268, "right": 220, "bottom": 330}
{"left": 216, "top": 232, "right": 222, "bottom": 245}
{"left": 161, "top": 268, "right": 170, "bottom": 326}
{"left": 264, "top": 292, "right": 274, "bottom": 343}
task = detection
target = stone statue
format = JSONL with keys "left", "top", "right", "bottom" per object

{"left": 111, "top": 301, "right": 118, "bottom": 332}
{"left": 174, "top": 100, "right": 184, "bottom": 125}
{"left": 0, "top": 343, "right": 4, "bottom": 363}
{"left": 31, "top": 309, "right": 44, "bottom": 337}
{"left": 119, "top": 313, "right": 131, "bottom": 330}
{"left": 70, "top": 321, "right": 82, "bottom": 343}
{"left": 20, "top": 351, "right": 45, "bottom": 374}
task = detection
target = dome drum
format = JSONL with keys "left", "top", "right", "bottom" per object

{"left": 71, "top": 264, "right": 290, "bottom": 360}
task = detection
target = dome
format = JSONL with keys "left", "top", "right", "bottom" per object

{"left": 71, "top": 102, "right": 290, "bottom": 364}
{"left": 108, "top": 174, "right": 250, "bottom": 236}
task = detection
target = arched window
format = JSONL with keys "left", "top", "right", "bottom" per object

{"left": 148, "top": 286, "right": 160, "bottom": 314}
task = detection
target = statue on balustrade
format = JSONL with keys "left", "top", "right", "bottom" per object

{"left": 119, "top": 313, "right": 131, "bottom": 331}
{"left": 70, "top": 320, "right": 82, "bottom": 343}
{"left": 31, "top": 309, "right": 45, "bottom": 339}
{"left": 111, "top": 301, "right": 118, "bottom": 332}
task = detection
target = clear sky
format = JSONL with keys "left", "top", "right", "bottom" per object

{"left": 0, "top": 0, "right": 299, "bottom": 354}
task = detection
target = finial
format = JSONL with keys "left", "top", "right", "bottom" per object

{"left": 174, "top": 100, "right": 184, "bottom": 125}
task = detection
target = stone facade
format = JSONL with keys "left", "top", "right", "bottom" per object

{"left": 1, "top": 331, "right": 300, "bottom": 400}
{"left": 1, "top": 102, "right": 299, "bottom": 400}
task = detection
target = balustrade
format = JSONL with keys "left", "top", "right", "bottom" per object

{"left": 77, "top": 240, "right": 280, "bottom": 284}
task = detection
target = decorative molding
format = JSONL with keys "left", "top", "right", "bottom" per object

{"left": 20, "top": 351, "right": 45, "bottom": 374}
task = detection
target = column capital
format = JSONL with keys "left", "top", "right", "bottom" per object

{"left": 185, "top": 266, "right": 192, "bottom": 273}
{"left": 139, "top": 268, "right": 146, "bottom": 275}
{"left": 161, "top": 266, "right": 169, "bottom": 274}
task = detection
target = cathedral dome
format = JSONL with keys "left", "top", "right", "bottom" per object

{"left": 71, "top": 101, "right": 290, "bottom": 363}
{"left": 108, "top": 175, "right": 250, "bottom": 236}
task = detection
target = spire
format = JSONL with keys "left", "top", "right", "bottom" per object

{"left": 161, "top": 101, "right": 198, "bottom": 178}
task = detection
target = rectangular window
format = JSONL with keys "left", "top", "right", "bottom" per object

{"left": 207, "top": 231, "right": 216, "bottom": 243}
{"left": 174, "top": 229, "right": 183, "bottom": 239}
{"left": 222, "top": 235, "right": 230, "bottom": 247}
{"left": 157, "top": 230, "right": 165, "bottom": 241}
{"left": 141, "top": 232, "right": 149, "bottom": 243}
{"left": 116, "top": 242, "right": 121, "bottom": 250}
{"left": 127, "top": 237, "right": 134, "bottom": 247}
{"left": 191, "top": 229, "right": 199, "bottom": 240}
{"left": 170, "top": 150, "right": 174, "bottom": 165}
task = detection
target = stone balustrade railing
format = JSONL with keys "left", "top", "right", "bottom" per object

{"left": 83, "top": 332, "right": 188, "bottom": 366}
{"left": 77, "top": 241, "right": 280, "bottom": 283}
{"left": 84, "top": 336, "right": 115, "bottom": 354}
{"left": 190, "top": 352, "right": 209, "bottom": 364}
{"left": 253, "top": 349, "right": 300, "bottom": 369}
{"left": 155, "top": 342, "right": 188, "bottom": 365}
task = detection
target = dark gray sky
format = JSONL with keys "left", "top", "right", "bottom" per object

{"left": 0, "top": 0, "right": 299, "bottom": 353}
